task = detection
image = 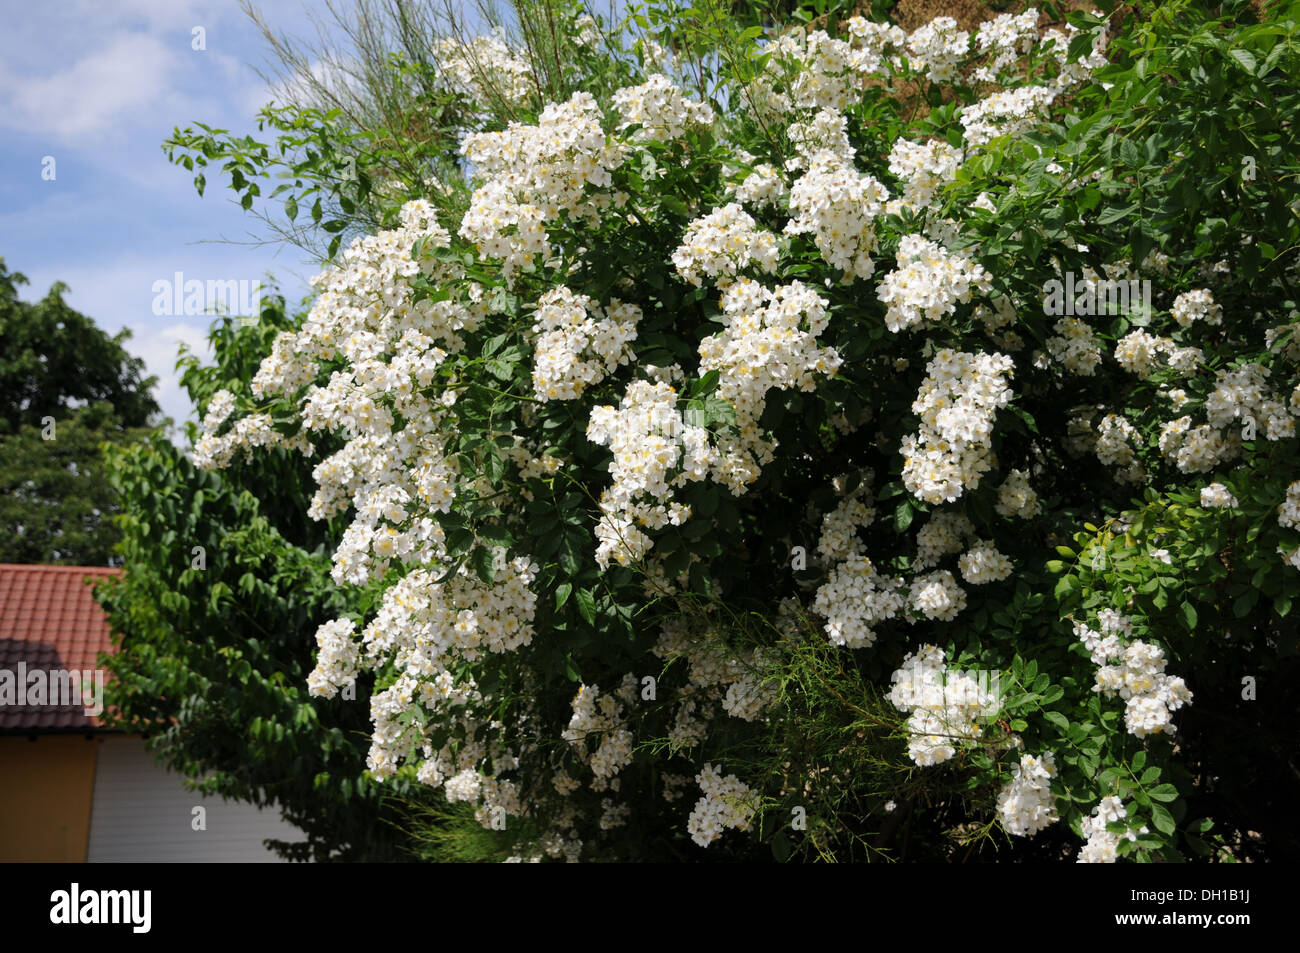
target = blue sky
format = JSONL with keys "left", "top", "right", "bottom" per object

{"left": 1, "top": 0, "right": 335, "bottom": 433}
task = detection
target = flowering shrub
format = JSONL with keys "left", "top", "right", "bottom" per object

{"left": 182, "top": 0, "right": 1300, "bottom": 861}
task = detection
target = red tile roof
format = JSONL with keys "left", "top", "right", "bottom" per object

{"left": 0, "top": 564, "right": 121, "bottom": 732}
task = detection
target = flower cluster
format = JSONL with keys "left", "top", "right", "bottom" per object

{"left": 1158, "top": 417, "right": 1235, "bottom": 474}
{"left": 906, "top": 17, "right": 970, "bottom": 83}
{"left": 460, "top": 92, "right": 624, "bottom": 281}
{"left": 1200, "top": 482, "right": 1239, "bottom": 509}
{"left": 817, "top": 472, "right": 876, "bottom": 562}
{"left": 531, "top": 287, "right": 641, "bottom": 401}
{"left": 886, "top": 138, "right": 963, "bottom": 212}
{"left": 1095, "top": 413, "right": 1145, "bottom": 484}
{"left": 973, "top": 9, "right": 1042, "bottom": 82}
{"left": 586, "top": 380, "right": 702, "bottom": 569}
{"left": 996, "top": 752, "right": 1060, "bottom": 837}
{"left": 687, "top": 763, "right": 758, "bottom": 847}
{"left": 915, "top": 510, "right": 975, "bottom": 569}
{"left": 878, "top": 235, "right": 992, "bottom": 332}
{"left": 888, "top": 645, "right": 1000, "bottom": 766}
{"left": 1078, "top": 797, "right": 1147, "bottom": 863}
{"left": 1171, "top": 288, "right": 1223, "bottom": 327}
{"left": 306, "top": 618, "right": 360, "bottom": 699}
{"left": 562, "top": 683, "right": 635, "bottom": 780}
{"left": 786, "top": 151, "right": 890, "bottom": 281}
{"left": 755, "top": 20, "right": 903, "bottom": 113}
{"left": 1205, "top": 363, "right": 1293, "bottom": 440}
{"left": 996, "top": 468, "right": 1043, "bottom": 519}
{"left": 434, "top": 33, "right": 535, "bottom": 107}
{"left": 672, "top": 203, "right": 780, "bottom": 287}
{"left": 1046, "top": 317, "right": 1103, "bottom": 376}
{"left": 901, "top": 349, "right": 1015, "bottom": 504}
{"left": 613, "top": 75, "right": 714, "bottom": 143}
{"left": 908, "top": 569, "right": 968, "bottom": 621}
{"left": 961, "top": 85, "right": 1059, "bottom": 148}
{"left": 1278, "top": 480, "right": 1300, "bottom": 530}
{"left": 812, "top": 554, "right": 906, "bottom": 648}
{"left": 958, "top": 539, "right": 1015, "bottom": 584}
{"left": 700, "top": 279, "right": 842, "bottom": 490}
{"left": 1074, "top": 613, "right": 1192, "bottom": 738}
{"left": 726, "top": 151, "right": 787, "bottom": 209}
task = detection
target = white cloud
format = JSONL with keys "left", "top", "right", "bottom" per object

{"left": 2, "top": 32, "right": 184, "bottom": 142}
{"left": 125, "top": 321, "right": 213, "bottom": 432}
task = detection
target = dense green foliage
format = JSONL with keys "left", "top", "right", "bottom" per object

{"left": 0, "top": 259, "right": 159, "bottom": 565}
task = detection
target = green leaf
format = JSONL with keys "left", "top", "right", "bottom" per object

{"left": 555, "top": 581, "right": 573, "bottom": 611}
{"left": 445, "top": 526, "right": 474, "bottom": 556}
{"left": 483, "top": 442, "right": 505, "bottom": 484}
{"left": 558, "top": 530, "right": 583, "bottom": 577}
{"left": 470, "top": 546, "right": 495, "bottom": 585}
{"left": 1147, "top": 783, "right": 1179, "bottom": 803}
{"left": 575, "top": 588, "right": 596, "bottom": 625}
{"left": 1044, "top": 711, "right": 1070, "bottom": 732}
{"left": 1227, "top": 48, "right": 1257, "bottom": 74}
{"left": 893, "top": 499, "right": 914, "bottom": 533}
{"left": 1097, "top": 203, "right": 1136, "bottom": 225}
{"left": 1150, "top": 802, "right": 1175, "bottom": 835}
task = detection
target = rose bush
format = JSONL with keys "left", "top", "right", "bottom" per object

{"left": 180, "top": 0, "right": 1300, "bottom": 861}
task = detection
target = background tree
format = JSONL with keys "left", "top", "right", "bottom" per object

{"left": 0, "top": 259, "right": 159, "bottom": 565}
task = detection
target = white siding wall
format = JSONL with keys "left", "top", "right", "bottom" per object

{"left": 86, "top": 737, "right": 307, "bottom": 863}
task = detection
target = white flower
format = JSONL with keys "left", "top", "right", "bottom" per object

{"left": 1200, "top": 483, "right": 1239, "bottom": 509}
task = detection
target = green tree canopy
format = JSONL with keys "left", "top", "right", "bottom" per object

{"left": 0, "top": 259, "right": 160, "bottom": 564}
{"left": 0, "top": 259, "right": 158, "bottom": 435}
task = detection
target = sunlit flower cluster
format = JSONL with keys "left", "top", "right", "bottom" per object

{"left": 901, "top": 349, "right": 1015, "bottom": 504}
{"left": 672, "top": 203, "right": 780, "bottom": 287}
{"left": 1200, "top": 482, "right": 1239, "bottom": 509}
{"left": 687, "top": 763, "right": 758, "bottom": 847}
{"left": 878, "top": 235, "right": 992, "bottom": 332}
{"left": 586, "top": 380, "right": 703, "bottom": 569}
{"left": 613, "top": 75, "right": 714, "bottom": 142}
{"left": 461, "top": 92, "right": 624, "bottom": 281}
{"left": 812, "top": 554, "right": 906, "bottom": 648}
{"left": 886, "top": 138, "right": 963, "bottom": 212}
{"left": 531, "top": 287, "right": 641, "bottom": 401}
{"left": 1074, "top": 613, "right": 1192, "bottom": 738}
{"left": 958, "top": 539, "right": 1015, "bottom": 584}
{"left": 888, "top": 645, "right": 1000, "bottom": 766}
{"left": 997, "top": 751, "right": 1060, "bottom": 837}
{"left": 786, "top": 151, "right": 890, "bottom": 281}
{"left": 435, "top": 33, "right": 536, "bottom": 107}
{"left": 1078, "top": 797, "right": 1147, "bottom": 863}
{"left": 1046, "top": 317, "right": 1103, "bottom": 376}
{"left": 1171, "top": 288, "right": 1223, "bottom": 327}
{"left": 700, "top": 279, "right": 842, "bottom": 490}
